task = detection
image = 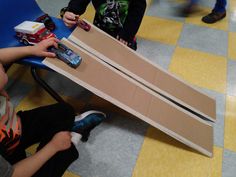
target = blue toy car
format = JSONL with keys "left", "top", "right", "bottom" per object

{"left": 50, "top": 42, "right": 82, "bottom": 68}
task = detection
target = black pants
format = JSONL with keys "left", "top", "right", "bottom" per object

{"left": 6, "top": 103, "right": 79, "bottom": 177}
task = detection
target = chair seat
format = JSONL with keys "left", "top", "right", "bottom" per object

{"left": 0, "top": 0, "right": 73, "bottom": 69}
{"left": 0, "top": 0, "right": 69, "bottom": 103}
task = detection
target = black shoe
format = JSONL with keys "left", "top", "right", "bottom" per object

{"left": 128, "top": 38, "right": 137, "bottom": 51}
{"left": 202, "top": 11, "right": 226, "bottom": 24}
{"left": 72, "top": 110, "right": 106, "bottom": 142}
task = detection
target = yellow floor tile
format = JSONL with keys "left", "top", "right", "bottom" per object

{"left": 63, "top": 171, "right": 80, "bottom": 177}
{"left": 174, "top": 0, "right": 186, "bottom": 3}
{"left": 16, "top": 87, "right": 57, "bottom": 111}
{"left": 224, "top": 96, "right": 236, "bottom": 152}
{"left": 57, "top": 3, "right": 94, "bottom": 22}
{"left": 228, "top": 32, "right": 236, "bottom": 60}
{"left": 80, "top": 4, "right": 95, "bottom": 22}
{"left": 132, "top": 127, "right": 223, "bottom": 177}
{"left": 16, "top": 87, "right": 86, "bottom": 113}
{"left": 230, "top": 0, "right": 236, "bottom": 11}
{"left": 26, "top": 144, "right": 38, "bottom": 155}
{"left": 7, "top": 64, "right": 48, "bottom": 85}
{"left": 146, "top": 0, "right": 153, "bottom": 8}
{"left": 137, "top": 16, "right": 183, "bottom": 45}
{"left": 169, "top": 47, "right": 227, "bottom": 93}
{"left": 185, "top": 7, "right": 228, "bottom": 31}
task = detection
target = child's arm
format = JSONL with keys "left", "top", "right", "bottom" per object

{"left": 67, "top": 0, "right": 90, "bottom": 15}
{"left": 0, "top": 64, "right": 8, "bottom": 92}
{"left": 62, "top": 0, "right": 90, "bottom": 28}
{"left": 117, "top": 0, "right": 146, "bottom": 43}
{"left": 12, "top": 131, "right": 72, "bottom": 177}
{"left": 0, "top": 38, "right": 59, "bottom": 65}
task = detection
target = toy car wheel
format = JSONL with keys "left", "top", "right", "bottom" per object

{"left": 22, "top": 39, "right": 29, "bottom": 45}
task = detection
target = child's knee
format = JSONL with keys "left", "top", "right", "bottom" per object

{"left": 57, "top": 103, "right": 75, "bottom": 118}
{"left": 60, "top": 144, "right": 79, "bottom": 162}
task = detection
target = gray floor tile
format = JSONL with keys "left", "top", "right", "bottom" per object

{"left": 227, "top": 59, "right": 236, "bottom": 96}
{"left": 146, "top": 0, "right": 185, "bottom": 22}
{"left": 177, "top": 0, "right": 217, "bottom": 9}
{"left": 222, "top": 150, "right": 236, "bottom": 177}
{"left": 69, "top": 114, "right": 148, "bottom": 177}
{"left": 229, "top": 21, "right": 236, "bottom": 32}
{"left": 229, "top": 12, "right": 236, "bottom": 32}
{"left": 178, "top": 24, "right": 228, "bottom": 56}
{"left": 6, "top": 78, "right": 32, "bottom": 106}
{"left": 137, "top": 38, "right": 175, "bottom": 70}
{"left": 37, "top": 0, "right": 70, "bottom": 17}
{"left": 199, "top": 0, "right": 216, "bottom": 9}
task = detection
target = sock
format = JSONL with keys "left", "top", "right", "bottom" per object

{"left": 71, "top": 132, "right": 82, "bottom": 146}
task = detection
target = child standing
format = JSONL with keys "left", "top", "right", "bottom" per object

{"left": 60, "top": 0, "right": 146, "bottom": 50}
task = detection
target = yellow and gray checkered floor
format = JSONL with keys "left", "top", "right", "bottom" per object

{"left": 6, "top": 0, "right": 236, "bottom": 176}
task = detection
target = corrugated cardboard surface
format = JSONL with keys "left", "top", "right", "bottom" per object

{"left": 43, "top": 39, "right": 213, "bottom": 156}
{"left": 69, "top": 23, "right": 216, "bottom": 122}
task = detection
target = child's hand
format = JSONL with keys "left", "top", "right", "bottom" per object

{"left": 63, "top": 12, "right": 79, "bottom": 28}
{"left": 31, "top": 38, "right": 59, "bottom": 58}
{"left": 49, "top": 131, "right": 72, "bottom": 152}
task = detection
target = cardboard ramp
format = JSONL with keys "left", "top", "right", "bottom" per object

{"left": 43, "top": 38, "right": 213, "bottom": 156}
{"left": 68, "top": 21, "right": 216, "bottom": 122}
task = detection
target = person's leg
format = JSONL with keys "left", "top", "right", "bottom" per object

{"left": 180, "top": 0, "right": 199, "bottom": 16}
{"left": 17, "top": 104, "right": 107, "bottom": 177}
{"left": 189, "top": 0, "right": 198, "bottom": 4}
{"left": 202, "top": 0, "right": 227, "bottom": 23}
{"left": 14, "top": 103, "right": 78, "bottom": 177}
{"left": 14, "top": 104, "right": 106, "bottom": 177}
{"left": 32, "top": 143, "right": 78, "bottom": 177}
{"left": 6, "top": 103, "right": 75, "bottom": 164}
{"left": 213, "top": 0, "right": 227, "bottom": 13}
{"left": 17, "top": 103, "right": 75, "bottom": 147}
{"left": 32, "top": 108, "right": 107, "bottom": 177}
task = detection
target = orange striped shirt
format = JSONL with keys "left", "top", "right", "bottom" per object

{"left": 0, "top": 96, "right": 21, "bottom": 153}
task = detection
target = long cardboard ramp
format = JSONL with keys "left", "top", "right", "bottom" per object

{"left": 68, "top": 21, "right": 216, "bottom": 122}
{"left": 43, "top": 38, "right": 213, "bottom": 156}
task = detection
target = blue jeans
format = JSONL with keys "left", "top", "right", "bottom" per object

{"left": 189, "top": 0, "right": 226, "bottom": 12}
{"left": 213, "top": 0, "right": 227, "bottom": 13}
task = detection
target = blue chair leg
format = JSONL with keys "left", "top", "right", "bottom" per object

{"left": 30, "top": 67, "right": 65, "bottom": 103}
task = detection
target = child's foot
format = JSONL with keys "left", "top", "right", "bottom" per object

{"left": 72, "top": 110, "right": 106, "bottom": 142}
{"left": 202, "top": 11, "right": 226, "bottom": 24}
